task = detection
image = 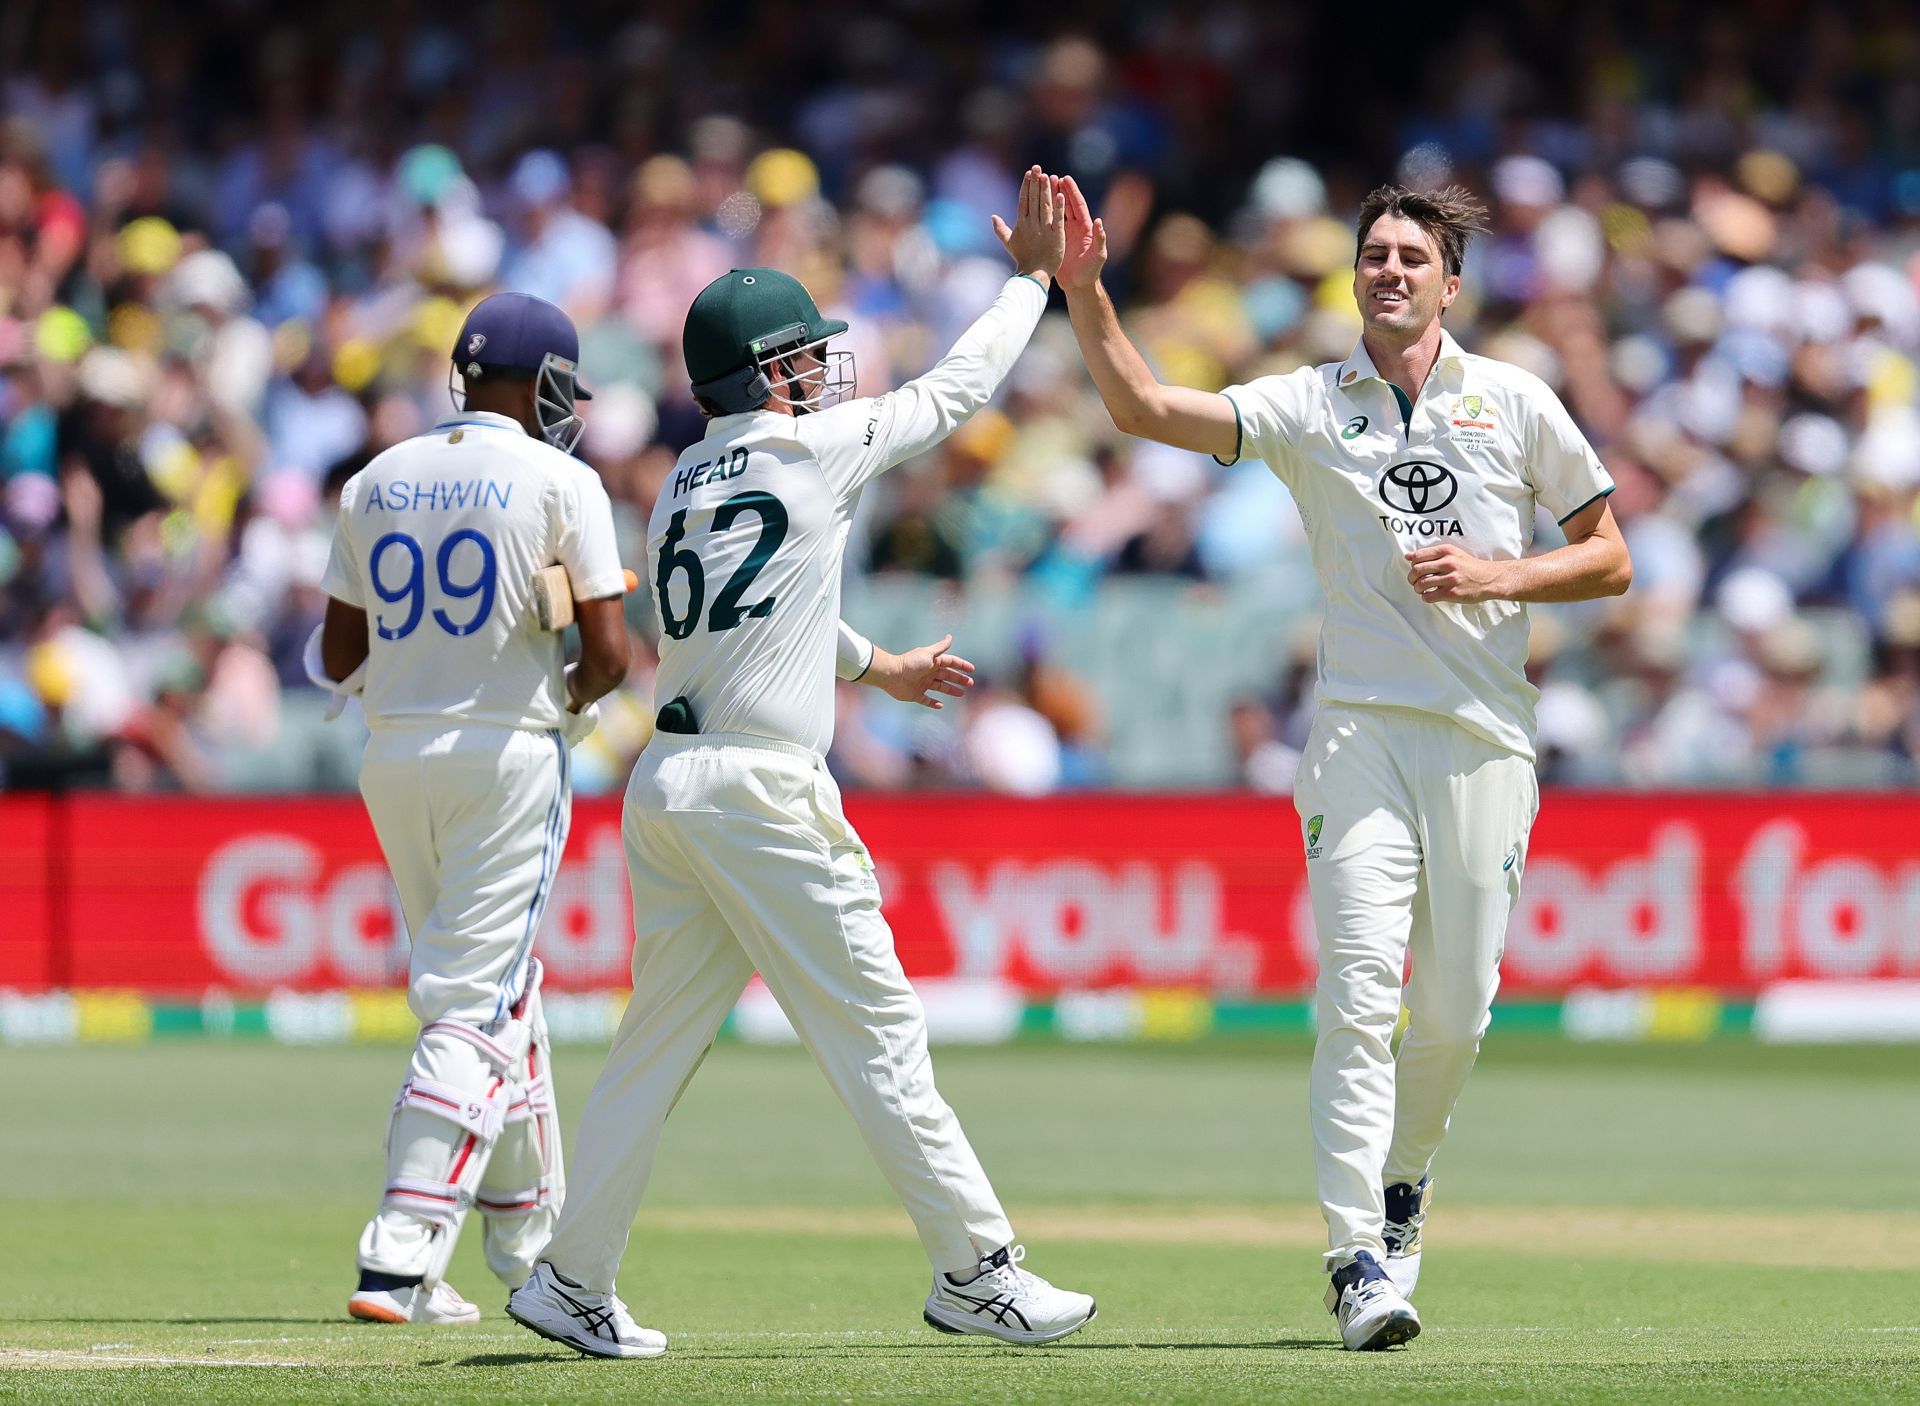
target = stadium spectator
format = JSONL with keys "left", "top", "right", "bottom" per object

{"left": 2, "top": 2, "right": 1918, "bottom": 793}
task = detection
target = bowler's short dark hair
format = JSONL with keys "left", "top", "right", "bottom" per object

{"left": 1354, "top": 185, "right": 1489, "bottom": 276}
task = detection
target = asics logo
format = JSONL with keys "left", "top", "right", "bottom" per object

{"left": 953, "top": 1290, "right": 1032, "bottom": 1332}
{"left": 553, "top": 1283, "right": 617, "bottom": 1340}
{"left": 1378, "top": 460, "right": 1459, "bottom": 515}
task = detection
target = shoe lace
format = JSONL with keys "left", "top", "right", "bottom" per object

{"left": 607, "top": 1294, "right": 639, "bottom": 1334}
{"left": 1383, "top": 1203, "right": 1425, "bottom": 1255}
{"left": 1348, "top": 1275, "right": 1396, "bottom": 1309}
{"left": 989, "top": 1244, "right": 1050, "bottom": 1295}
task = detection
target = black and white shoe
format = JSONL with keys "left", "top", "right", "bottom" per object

{"left": 1325, "top": 1250, "right": 1420, "bottom": 1351}
{"left": 923, "top": 1244, "right": 1096, "bottom": 1345}
{"left": 506, "top": 1261, "right": 667, "bottom": 1359}
{"left": 1382, "top": 1176, "right": 1431, "bottom": 1297}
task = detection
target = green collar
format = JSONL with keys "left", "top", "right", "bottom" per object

{"left": 1389, "top": 383, "right": 1414, "bottom": 435}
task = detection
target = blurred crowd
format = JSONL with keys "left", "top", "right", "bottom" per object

{"left": 2, "top": 2, "right": 1919, "bottom": 794}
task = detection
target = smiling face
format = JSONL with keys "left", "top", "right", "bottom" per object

{"left": 1352, "top": 213, "right": 1460, "bottom": 344}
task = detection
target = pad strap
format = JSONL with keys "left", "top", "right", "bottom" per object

{"left": 397, "top": 1075, "right": 507, "bottom": 1144}
{"left": 503, "top": 1070, "right": 556, "bottom": 1125}
{"left": 382, "top": 1176, "right": 468, "bottom": 1228}
{"left": 475, "top": 1182, "right": 552, "bottom": 1219}
{"left": 421, "top": 1017, "right": 527, "bottom": 1073}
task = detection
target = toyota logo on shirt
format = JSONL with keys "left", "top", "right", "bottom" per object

{"left": 1377, "top": 460, "right": 1459, "bottom": 515}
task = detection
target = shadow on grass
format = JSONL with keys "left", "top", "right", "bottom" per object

{"left": 441, "top": 1338, "right": 1345, "bottom": 1366}
{"left": 685, "top": 1340, "right": 1339, "bottom": 1357}
{"left": 1077, "top": 1339, "right": 1337, "bottom": 1352}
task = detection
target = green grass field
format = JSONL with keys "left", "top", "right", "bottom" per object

{"left": 7, "top": 1035, "right": 1919, "bottom": 1403}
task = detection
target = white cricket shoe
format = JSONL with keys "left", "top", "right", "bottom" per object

{"left": 1325, "top": 1250, "right": 1420, "bottom": 1351}
{"left": 923, "top": 1244, "right": 1096, "bottom": 1345}
{"left": 506, "top": 1261, "right": 668, "bottom": 1359}
{"left": 347, "top": 1279, "right": 480, "bottom": 1325}
{"left": 1382, "top": 1176, "right": 1431, "bottom": 1298}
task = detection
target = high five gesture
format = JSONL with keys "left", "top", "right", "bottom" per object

{"left": 1056, "top": 175, "right": 1108, "bottom": 293}
{"left": 991, "top": 165, "right": 1067, "bottom": 287}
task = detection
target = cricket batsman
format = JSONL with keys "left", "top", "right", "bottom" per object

{"left": 310, "top": 290, "right": 630, "bottom": 1324}
{"left": 1053, "top": 178, "right": 1631, "bottom": 1349}
{"left": 310, "top": 292, "right": 958, "bottom": 1325}
{"left": 506, "top": 167, "right": 1097, "bottom": 1358}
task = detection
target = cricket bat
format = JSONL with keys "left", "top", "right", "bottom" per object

{"left": 532, "top": 565, "right": 640, "bottom": 632}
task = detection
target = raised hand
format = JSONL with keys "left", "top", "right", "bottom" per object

{"left": 1055, "top": 175, "right": 1107, "bottom": 292}
{"left": 991, "top": 166, "right": 1067, "bottom": 284}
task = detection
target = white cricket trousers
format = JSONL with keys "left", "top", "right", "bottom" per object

{"left": 355, "top": 722, "right": 571, "bottom": 1280}
{"left": 1291, "top": 704, "right": 1538, "bottom": 1268}
{"left": 359, "top": 723, "right": 570, "bottom": 1027}
{"left": 541, "top": 730, "right": 1015, "bottom": 1293}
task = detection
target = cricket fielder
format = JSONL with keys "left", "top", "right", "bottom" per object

{"left": 507, "top": 167, "right": 1097, "bottom": 1358}
{"left": 1054, "top": 179, "right": 1631, "bottom": 1349}
{"left": 312, "top": 296, "right": 983, "bottom": 1326}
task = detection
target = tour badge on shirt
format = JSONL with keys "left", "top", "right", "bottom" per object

{"left": 1375, "top": 460, "right": 1464, "bottom": 539}
{"left": 1447, "top": 394, "right": 1498, "bottom": 450}
{"left": 1304, "top": 812, "right": 1325, "bottom": 860}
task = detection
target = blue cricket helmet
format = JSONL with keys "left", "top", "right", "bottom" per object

{"left": 452, "top": 292, "right": 592, "bottom": 452}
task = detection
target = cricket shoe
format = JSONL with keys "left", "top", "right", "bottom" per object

{"left": 347, "top": 1275, "right": 480, "bottom": 1325}
{"left": 1382, "top": 1176, "right": 1431, "bottom": 1298}
{"left": 1326, "top": 1250, "right": 1420, "bottom": 1351}
{"left": 506, "top": 1261, "right": 668, "bottom": 1359}
{"left": 923, "top": 1244, "right": 1096, "bottom": 1345}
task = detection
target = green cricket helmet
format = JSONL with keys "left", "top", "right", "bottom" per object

{"left": 683, "top": 268, "right": 854, "bottom": 415}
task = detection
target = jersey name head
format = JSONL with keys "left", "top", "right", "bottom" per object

{"left": 672, "top": 450, "right": 749, "bottom": 498}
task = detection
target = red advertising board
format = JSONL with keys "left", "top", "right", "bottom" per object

{"left": 1, "top": 792, "right": 1917, "bottom": 996}
{"left": 0, "top": 794, "right": 54, "bottom": 987}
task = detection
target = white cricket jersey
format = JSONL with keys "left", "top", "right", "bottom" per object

{"left": 1218, "top": 329, "right": 1613, "bottom": 759}
{"left": 648, "top": 274, "right": 1048, "bottom": 753}
{"left": 321, "top": 410, "right": 625, "bottom": 732}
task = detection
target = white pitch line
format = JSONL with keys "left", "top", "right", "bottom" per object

{"left": 2, "top": 1348, "right": 308, "bottom": 1368}
{"left": 1423, "top": 1325, "right": 1662, "bottom": 1335}
{"left": 204, "top": 1335, "right": 355, "bottom": 1347}
{"left": 205, "top": 1332, "right": 523, "bottom": 1347}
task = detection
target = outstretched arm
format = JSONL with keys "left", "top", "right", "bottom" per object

{"left": 836, "top": 621, "right": 975, "bottom": 710}
{"left": 813, "top": 167, "right": 1066, "bottom": 494}
{"left": 1057, "top": 177, "right": 1239, "bottom": 459}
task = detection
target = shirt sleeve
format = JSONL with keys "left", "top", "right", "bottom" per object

{"left": 835, "top": 619, "right": 876, "bottom": 681}
{"left": 1213, "top": 373, "right": 1309, "bottom": 479}
{"left": 554, "top": 467, "right": 628, "bottom": 601}
{"left": 802, "top": 274, "right": 1049, "bottom": 500}
{"left": 319, "top": 475, "right": 365, "bottom": 607}
{"left": 1527, "top": 387, "right": 1615, "bottom": 524}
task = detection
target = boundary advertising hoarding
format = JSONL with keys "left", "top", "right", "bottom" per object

{"left": 1, "top": 792, "right": 1916, "bottom": 997}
